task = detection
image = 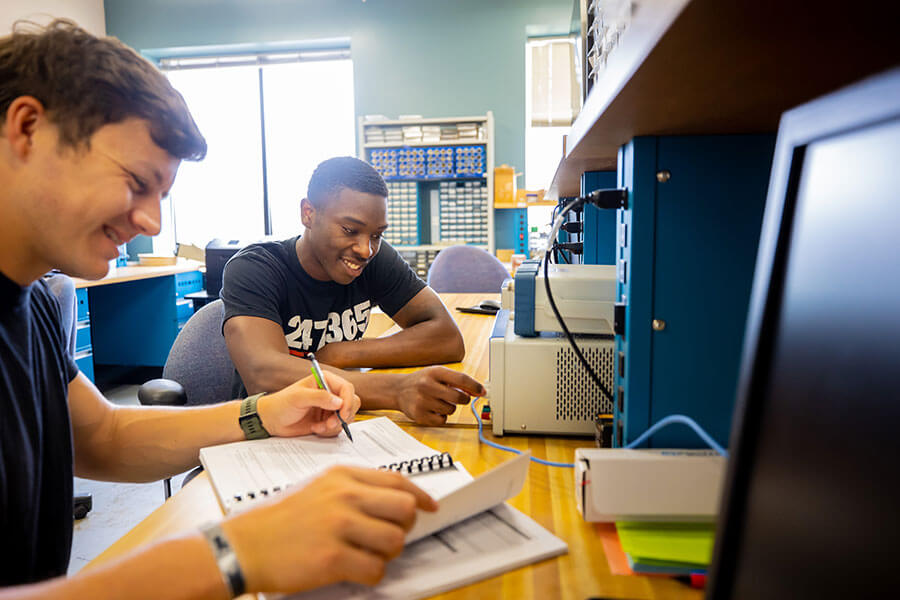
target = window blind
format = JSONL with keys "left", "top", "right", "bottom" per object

{"left": 530, "top": 39, "right": 580, "bottom": 127}
{"left": 158, "top": 48, "right": 351, "bottom": 71}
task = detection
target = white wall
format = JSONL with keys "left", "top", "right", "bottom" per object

{"left": 1, "top": 0, "right": 105, "bottom": 36}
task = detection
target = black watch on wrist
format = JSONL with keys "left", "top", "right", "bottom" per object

{"left": 239, "top": 393, "right": 270, "bottom": 440}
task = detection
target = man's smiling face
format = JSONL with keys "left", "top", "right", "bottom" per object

{"left": 15, "top": 115, "right": 179, "bottom": 281}
{"left": 299, "top": 187, "right": 389, "bottom": 284}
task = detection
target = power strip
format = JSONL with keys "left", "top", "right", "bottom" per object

{"left": 574, "top": 448, "right": 727, "bottom": 522}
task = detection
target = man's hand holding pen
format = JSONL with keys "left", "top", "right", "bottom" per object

{"left": 257, "top": 369, "right": 361, "bottom": 439}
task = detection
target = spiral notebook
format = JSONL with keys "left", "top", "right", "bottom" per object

{"left": 198, "top": 417, "right": 567, "bottom": 599}
{"left": 200, "top": 417, "right": 543, "bottom": 542}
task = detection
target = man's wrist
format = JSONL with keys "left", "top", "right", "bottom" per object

{"left": 239, "top": 393, "right": 270, "bottom": 440}
{"left": 200, "top": 522, "right": 246, "bottom": 599}
{"left": 357, "top": 372, "right": 402, "bottom": 411}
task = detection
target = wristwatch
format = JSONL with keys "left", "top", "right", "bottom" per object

{"left": 239, "top": 393, "right": 270, "bottom": 440}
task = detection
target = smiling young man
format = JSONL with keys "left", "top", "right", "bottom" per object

{"left": 0, "top": 21, "right": 437, "bottom": 599}
{"left": 221, "top": 157, "right": 486, "bottom": 426}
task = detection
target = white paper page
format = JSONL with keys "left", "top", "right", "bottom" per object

{"left": 405, "top": 450, "right": 531, "bottom": 543}
{"left": 272, "top": 503, "right": 568, "bottom": 600}
{"left": 200, "top": 417, "right": 469, "bottom": 512}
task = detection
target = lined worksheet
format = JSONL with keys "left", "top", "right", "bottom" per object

{"left": 275, "top": 503, "right": 567, "bottom": 600}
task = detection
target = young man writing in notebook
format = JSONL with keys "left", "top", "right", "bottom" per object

{"left": 221, "top": 156, "right": 486, "bottom": 426}
{"left": 0, "top": 20, "right": 436, "bottom": 598}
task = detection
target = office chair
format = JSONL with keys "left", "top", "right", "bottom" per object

{"left": 44, "top": 272, "right": 78, "bottom": 356}
{"left": 44, "top": 272, "right": 94, "bottom": 519}
{"left": 137, "top": 299, "right": 235, "bottom": 498}
{"left": 426, "top": 245, "right": 511, "bottom": 293}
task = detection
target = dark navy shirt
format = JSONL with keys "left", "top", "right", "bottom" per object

{"left": 221, "top": 236, "right": 425, "bottom": 358}
{"left": 0, "top": 272, "right": 79, "bottom": 585}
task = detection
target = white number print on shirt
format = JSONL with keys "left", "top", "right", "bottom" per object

{"left": 284, "top": 300, "right": 371, "bottom": 352}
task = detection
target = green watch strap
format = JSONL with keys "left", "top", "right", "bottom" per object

{"left": 239, "top": 393, "right": 270, "bottom": 440}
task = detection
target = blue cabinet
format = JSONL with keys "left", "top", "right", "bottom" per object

{"left": 85, "top": 270, "right": 203, "bottom": 369}
{"left": 581, "top": 171, "right": 618, "bottom": 265}
{"left": 494, "top": 208, "right": 528, "bottom": 254}
{"left": 73, "top": 287, "right": 95, "bottom": 382}
{"left": 175, "top": 271, "right": 203, "bottom": 333}
{"left": 613, "top": 135, "right": 775, "bottom": 449}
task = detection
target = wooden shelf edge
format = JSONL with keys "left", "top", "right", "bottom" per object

{"left": 565, "top": 0, "right": 689, "bottom": 161}
{"left": 551, "top": 0, "right": 900, "bottom": 195}
{"left": 548, "top": 154, "right": 616, "bottom": 200}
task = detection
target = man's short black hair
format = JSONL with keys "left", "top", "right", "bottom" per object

{"left": 307, "top": 156, "right": 389, "bottom": 206}
{"left": 0, "top": 19, "right": 205, "bottom": 160}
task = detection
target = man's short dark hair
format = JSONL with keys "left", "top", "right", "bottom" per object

{"left": 0, "top": 19, "right": 206, "bottom": 160}
{"left": 307, "top": 156, "right": 389, "bottom": 206}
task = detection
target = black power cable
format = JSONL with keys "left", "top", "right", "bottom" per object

{"left": 561, "top": 221, "right": 583, "bottom": 234}
{"left": 543, "top": 244, "right": 613, "bottom": 404}
{"left": 544, "top": 195, "right": 627, "bottom": 403}
{"left": 554, "top": 241, "right": 583, "bottom": 254}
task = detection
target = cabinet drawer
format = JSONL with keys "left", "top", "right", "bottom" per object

{"left": 75, "top": 322, "right": 92, "bottom": 353}
{"left": 175, "top": 298, "right": 194, "bottom": 324}
{"left": 175, "top": 271, "right": 203, "bottom": 298}
{"left": 76, "top": 288, "right": 90, "bottom": 321}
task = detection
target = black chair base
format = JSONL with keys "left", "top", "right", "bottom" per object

{"left": 74, "top": 494, "right": 93, "bottom": 520}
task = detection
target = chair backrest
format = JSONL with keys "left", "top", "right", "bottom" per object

{"left": 426, "top": 245, "right": 511, "bottom": 293}
{"left": 44, "top": 272, "right": 77, "bottom": 357}
{"left": 162, "top": 299, "right": 234, "bottom": 406}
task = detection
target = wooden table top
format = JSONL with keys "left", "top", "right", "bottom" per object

{"left": 86, "top": 424, "right": 701, "bottom": 600}
{"left": 71, "top": 259, "right": 204, "bottom": 289}
{"left": 84, "top": 292, "right": 703, "bottom": 599}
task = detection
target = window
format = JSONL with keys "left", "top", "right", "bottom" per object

{"left": 525, "top": 37, "right": 580, "bottom": 255}
{"left": 155, "top": 48, "right": 356, "bottom": 252}
{"left": 524, "top": 36, "right": 580, "bottom": 192}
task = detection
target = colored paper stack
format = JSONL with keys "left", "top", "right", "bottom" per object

{"left": 597, "top": 521, "right": 714, "bottom": 580}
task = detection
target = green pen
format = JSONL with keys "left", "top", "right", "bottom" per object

{"left": 308, "top": 352, "right": 353, "bottom": 442}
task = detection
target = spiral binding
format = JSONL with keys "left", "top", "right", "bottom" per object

{"left": 378, "top": 452, "right": 455, "bottom": 475}
{"left": 228, "top": 452, "right": 457, "bottom": 507}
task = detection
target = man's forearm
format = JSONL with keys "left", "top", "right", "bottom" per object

{"left": 77, "top": 401, "right": 244, "bottom": 482}
{"left": 0, "top": 531, "right": 225, "bottom": 600}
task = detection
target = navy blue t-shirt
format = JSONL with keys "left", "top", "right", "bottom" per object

{"left": 0, "top": 272, "right": 79, "bottom": 585}
{"left": 221, "top": 236, "right": 425, "bottom": 358}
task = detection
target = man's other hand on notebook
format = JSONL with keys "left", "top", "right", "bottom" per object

{"left": 258, "top": 370, "right": 360, "bottom": 438}
{"left": 222, "top": 465, "right": 438, "bottom": 592}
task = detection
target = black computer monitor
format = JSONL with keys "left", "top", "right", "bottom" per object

{"left": 708, "top": 68, "right": 900, "bottom": 598}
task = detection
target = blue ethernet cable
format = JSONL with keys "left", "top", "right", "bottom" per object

{"left": 471, "top": 398, "right": 575, "bottom": 468}
{"left": 624, "top": 414, "right": 729, "bottom": 458}
{"left": 471, "top": 399, "right": 729, "bottom": 464}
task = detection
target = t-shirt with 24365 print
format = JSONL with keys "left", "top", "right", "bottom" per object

{"left": 220, "top": 236, "right": 425, "bottom": 389}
